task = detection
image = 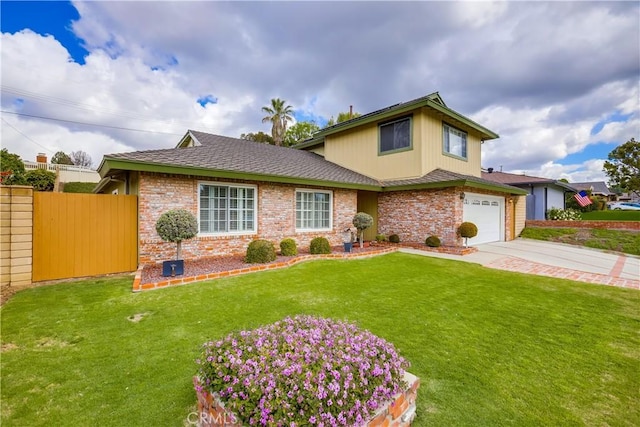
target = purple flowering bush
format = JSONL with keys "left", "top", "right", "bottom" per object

{"left": 195, "top": 315, "right": 409, "bottom": 426}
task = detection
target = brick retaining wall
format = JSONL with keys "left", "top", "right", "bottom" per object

{"left": 526, "top": 220, "right": 639, "bottom": 231}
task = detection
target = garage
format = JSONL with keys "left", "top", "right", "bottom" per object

{"left": 462, "top": 193, "right": 504, "bottom": 245}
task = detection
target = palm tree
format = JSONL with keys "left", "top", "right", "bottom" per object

{"left": 261, "top": 98, "right": 294, "bottom": 146}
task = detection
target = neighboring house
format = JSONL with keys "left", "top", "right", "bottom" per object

{"left": 571, "top": 181, "right": 615, "bottom": 201}
{"left": 481, "top": 170, "right": 576, "bottom": 220}
{"left": 96, "top": 92, "right": 527, "bottom": 265}
{"left": 25, "top": 153, "right": 100, "bottom": 192}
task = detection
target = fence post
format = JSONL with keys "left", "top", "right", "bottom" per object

{"left": 0, "top": 185, "right": 33, "bottom": 295}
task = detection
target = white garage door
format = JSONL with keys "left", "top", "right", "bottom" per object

{"left": 462, "top": 193, "right": 504, "bottom": 245}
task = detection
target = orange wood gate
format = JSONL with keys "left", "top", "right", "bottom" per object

{"left": 33, "top": 193, "right": 137, "bottom": 282}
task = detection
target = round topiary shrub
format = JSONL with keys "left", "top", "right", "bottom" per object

{"left": 458, "top": 222, "right": 478, "bottom": 238}
{"left": 155, "top": 209, "right": 198, "bottom": 260}
{"left": 309, "top": 236, "right": 331, "bottom": 254}
{"left": 245, "top": 239, "right": 277, "bottom": 263}
{"left": 425, "top": 235, "right": 441, "bottom": 247}
{"left": 279, "top": 238, "right": 298, "bottom": 256}
{"left": 389, "top": 234, "right": 400, "bottom": 244}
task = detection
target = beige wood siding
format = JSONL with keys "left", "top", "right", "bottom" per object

{"left": 356, "top": 191, "right": 379, "bottom": 241}
{"left": 322, "top": 108, "right": 483, "bottom": 180}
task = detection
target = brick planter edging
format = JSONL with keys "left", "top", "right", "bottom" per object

{"left": 132, "top": 248, "right": 397, "bottom": 292}
{"left": 526, "top": 220, "right": 640, "bottom": 231}
{"left": 193, "top": 372, "right": 420, "bottom": 427}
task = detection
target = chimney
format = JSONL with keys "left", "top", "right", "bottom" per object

{"left": 36, "top": 153, "right": 47, "bottom": 163}
{"left": 487, "top": 167, "right": 494, "bottom": 173}
{"left": 349, "top": 105, "right": 353, "bottom": 119}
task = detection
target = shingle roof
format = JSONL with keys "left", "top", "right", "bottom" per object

{"left": 103, "top": 130, "right": 382, "bottom": 187}
{"left": 571, "top": 181, "right": 612, "bottom": 195}
{"left": 384, "top": 169, "right": 525, "bottom": 193}
{"left": 481, "top": 171, "right": 576, "bottom": 191}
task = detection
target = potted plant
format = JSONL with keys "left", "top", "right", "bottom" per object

{"left": 352, "top": 212, "right": 373, "bottom": 248}
{"left": 458, "top": 221, "right": 478, "bottom": 248}
{"left": 155, "top": 208, "right": 198, "bottom": 277}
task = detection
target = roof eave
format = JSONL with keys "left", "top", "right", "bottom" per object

{"left": 383, "top": 179, "right": 527, "bottom": 195}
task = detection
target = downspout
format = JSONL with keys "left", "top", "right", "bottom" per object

{"left": 544, "top": 187, "right": 548, "bottom": 219}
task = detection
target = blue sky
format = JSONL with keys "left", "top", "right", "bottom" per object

{"left": 1, "top": 1, "right": 638, "bottom": 181}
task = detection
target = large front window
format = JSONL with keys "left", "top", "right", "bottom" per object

{"left": 296, "top": 190, "right": 332, "bottom": 230}
{"left": 379, "top": 116, "right": 412, "bottom": 154}
{"left": 443, "top": 123, "right": 467, "bottom": 159}
{"left": 199, "top": 183, "right": 256, "bottom": 234}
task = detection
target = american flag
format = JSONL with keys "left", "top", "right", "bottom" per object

{"left": 574, "top": 190, "right": 592, "bottom": 207}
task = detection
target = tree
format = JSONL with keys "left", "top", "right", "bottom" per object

{"left": 155, "top": 209, "right": 198, "bottom": 260}
{"left": 326, "top": 111, "right": 361, "bottom": 127}
{"left": 24, "top": 169, "right": 56, "bottom": 191}
{"left": 284, "top": 121, "right": 320, "bottom": 147}
{"left": 261, "top": 98, "right": 294, "bottom": 146}
{"left": 51, "top": 151, "right": 73, "bottom": 165}
{"left": 70, "top": 150, "right": 93, "bottom": 168}
{"left": 240, "top": 131, "right": 275, "bottom": 145}
{"left": 603, "top": 138, "right": 639, "bottom": 196}
{"left": 352, "top": 212, "right": 374, "bottom": 248}
{"left": 0, "top": 148, "right": 26, "bottom": 185}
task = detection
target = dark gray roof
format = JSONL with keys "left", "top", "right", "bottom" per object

{"left": 104, "top": 130, "right": 381, "bottom": 187}
{"left": 481, "top": 171, "right": 576, "bottom": 191}
{"left": 571, "top": 181, "right": 612, "bottom": 195}
{"left": 383, "top": 169, "right": 525, "bottom": 194}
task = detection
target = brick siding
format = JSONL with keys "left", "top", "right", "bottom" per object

{"left": 138, "top": 173, "right": 358, "bottom": 264}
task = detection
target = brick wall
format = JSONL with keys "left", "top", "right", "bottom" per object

{"left": 138, "top": 173, "right": 358, "bottom": 264}
{"left": 378, "top": 186, "right": 517, "bottom": 246}
{"left": 526, "top": 220, "right": 640, "bottom": 231}
{"left": 193, "top": 372, "right": 420, "bottom": 427}
{"left": 0, "top": 185, "right": 33, "bottom": 289}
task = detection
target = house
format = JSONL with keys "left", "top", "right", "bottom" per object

{"left": 25, "top": 153, "right": 100, "bottom": 192}
{"left": 571, "top": 181, "right": 615, "bottom": 201}
{"left": 95, "top": 92, "right": 527, "bottom": 265}
{"left": 481, "top": 170, "right": 576, "bottom": 220}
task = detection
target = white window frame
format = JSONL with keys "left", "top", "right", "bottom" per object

{"left": 295, "top": 189, "right": 333, "bottom": 232}
{"left": 198, "top": 181, "right": 257, "bottom": 236}
{"left": 443, "top": 123, "right": 468, "bottom": 160}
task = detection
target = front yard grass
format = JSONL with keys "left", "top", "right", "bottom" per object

{"left": 1, "top": 253, "right": 638, "bottom": 426}
{"left": 521, "top": 227, "right": 640, "bottom": 255}
{"left": 581, "top": 210, "right": 640, "bottom": 221}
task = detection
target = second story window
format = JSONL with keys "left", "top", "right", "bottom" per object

{"left": 379, "top": 116, "right": 412, "bottom": 154}
{"left": 443, "top": 123, "right": 467, "bottom": 159}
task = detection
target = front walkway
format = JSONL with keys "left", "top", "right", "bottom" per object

{"left": 401, "top": 239, "right": 639, "bottom": 289}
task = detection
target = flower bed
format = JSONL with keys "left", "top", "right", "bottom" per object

{"left": 194, "top": 315, "right": 419, "bottom": 426}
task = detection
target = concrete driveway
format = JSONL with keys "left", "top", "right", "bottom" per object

{"left": 400, "top": 238, "right": 639, "bottom": 289}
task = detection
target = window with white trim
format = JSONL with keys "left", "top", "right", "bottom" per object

{"left": 443, "top": 123, "right": 467, "bottom": 159}
{"left": 379, "top": 116, "right": 412, "bottom": 154}
{"left": 199, "top": 182, "right": 256, "bottom": 234}
{"left": 295, "top": 189, "right": 332, "bottom": 230}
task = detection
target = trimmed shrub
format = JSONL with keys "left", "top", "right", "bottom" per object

{"left": 279, "top": 238, "right": 298, "bottom": 256}
{"left": 546, "top": 208, "right": 582, "bottom": 221}
{"left": 24, "top": 169, "right": 55, "bottom": 191}
{"left": 375, "top": 234, "right": 388, "bottom": 242}
{"left": 309, "top": 236, "right": 331, "bottom": 254}
{"left": 425, "top": 235, "right": 441, "bottom": 247}
{"left": 458, "top": 222, "right": 478, "bottom": 238}
{"left": 155, "top": 209, "right": 198, "bottom": 260}
{"left": 389, "top": 234, "right": 400, "bottom": 244}
{"left": 245, "top": 239, "right": 277, "bottom": 263}
{"left": 63, "top": 182, "right": 97, "bottom": 193}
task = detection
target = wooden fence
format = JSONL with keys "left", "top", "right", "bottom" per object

{"left": 33, "top": 193, "right": 138, "bottom": 282}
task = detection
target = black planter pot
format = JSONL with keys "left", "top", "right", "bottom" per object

{"left": 162, "top": 260, "right": 184, "bottom": 277}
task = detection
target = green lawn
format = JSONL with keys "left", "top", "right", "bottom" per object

{"left": 581, "top": 210, "right": 640, "bottom": 221}
{"left": 2, "top": 253, "right": 639, "bottom": 426}
{"left": 520, "top": 227, "right": 640, "bottom": 255}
